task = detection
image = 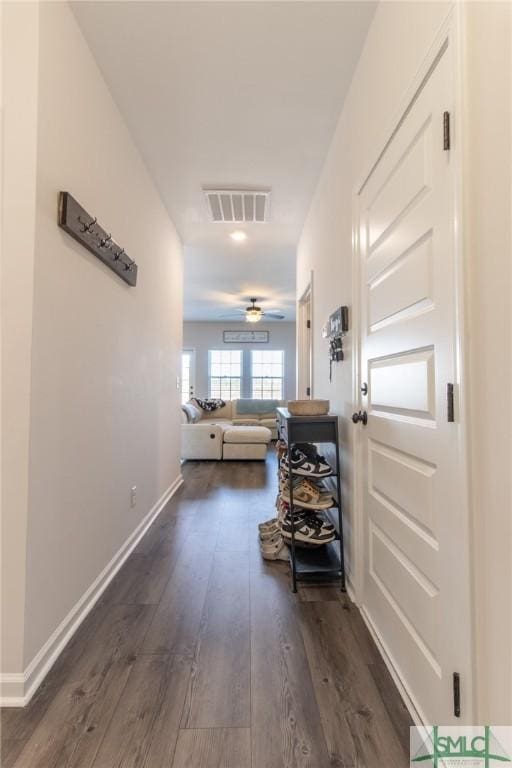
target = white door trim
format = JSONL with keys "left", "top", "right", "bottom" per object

{"left": 297, "top": 271, "right": 314, "bottom": 399}
{"left": 182, "top": 347, "right": 196, "bottom": 402}
{"left": 350, "top": 7, "right": 474, "bottom": 724}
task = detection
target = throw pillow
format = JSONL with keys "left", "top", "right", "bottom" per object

{"left": 193, "top": 397, "right": 226, "bottom": 412}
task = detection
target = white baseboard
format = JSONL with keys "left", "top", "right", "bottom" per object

{"left": 344, "top": 577, "right": 423, "bottom": 725}
{"left": 0, "top": 474, "right": 183, "bottom": 707}
{"left": 359, "top": 603, "right": 425, "bottom": 726}
{"left": 0, "top": 673, "right": 26, "bottom": 704}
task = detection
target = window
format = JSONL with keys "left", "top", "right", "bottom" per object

{"left": 251, "top": 350, "right": 284, "bottom": 399}
{"left": 208, "top": 350, "right": 242, "bottom": 400}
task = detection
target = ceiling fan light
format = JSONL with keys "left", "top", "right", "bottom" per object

{"left": 246, "top": 309, "right": 261, "bottom": 323}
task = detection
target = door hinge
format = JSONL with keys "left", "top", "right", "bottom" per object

{"left": 306, "top": 320, "right": 311, "bottom": 329}
{"left": 443, "top": 111, "right": 451, "bottom": 150}
{"left": 453, "top": 672, "right": 461, "bottom": 717}
{"left": 447, "top": 383, "right": 455, "bottom": 422}
{"left": 306, "top": 386, "right": 311, "bottom": 397}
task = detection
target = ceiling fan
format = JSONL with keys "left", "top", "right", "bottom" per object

{"left": 219, "top": 298, "right": 285, "bottom": 323}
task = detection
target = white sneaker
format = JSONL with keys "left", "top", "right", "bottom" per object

{"left": 280, "top": 512, "right": 335, "bottom": 546}
{"left": 258, "top": 517, "right": 278, "bottom": 531}
{"left": 260, "top": 526, "right": 281, "bottom": 542}
{"left": 260, "top": 538, "right": 289, "bottom": 561}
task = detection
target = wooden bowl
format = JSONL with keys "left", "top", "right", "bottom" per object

{"left": 287, "top": 399, "right": 330, "bottom": 416}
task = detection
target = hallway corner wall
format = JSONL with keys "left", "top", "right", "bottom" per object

{"left": 1, "top": 1, "right": 184, "bottom": 703}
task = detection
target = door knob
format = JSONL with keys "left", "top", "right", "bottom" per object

{"left": 352, "top": 410, "right": 368, "bottom": 425}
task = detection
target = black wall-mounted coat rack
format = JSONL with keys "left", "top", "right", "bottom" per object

{"left": 322, "top": 306, "right": 349, "bottom": 382}
{"left": 58, "top": 192, "right": 138, "bottom": 287}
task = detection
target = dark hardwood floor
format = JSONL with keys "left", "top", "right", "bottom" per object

{"left": 1, "top": 451, "right": 412, "bottom": 768}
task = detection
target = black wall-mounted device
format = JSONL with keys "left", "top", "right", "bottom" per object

{"left": 325, "top": 306, "right": 349, "bottom": 381}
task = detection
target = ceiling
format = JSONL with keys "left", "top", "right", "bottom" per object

{"left": 71, "top": 1, "right": 377, "bottom": 321}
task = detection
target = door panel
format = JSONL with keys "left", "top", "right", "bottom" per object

{"left": 357, "top": 44, "right": 471, "bottom": 723}
{"left": 369, "top": 348, "right": 436, "bottom": 418}
{"left": 369, "top": 522, "right": 440, "bottom": 658}
{"left": 367, "top": 117, "right": 432, "bottom": 252}
{"left": 368, "top": 439, "right": 436, "bottom": 540}
{"left": 368, "top": 230, "right": 433, "bottom": 331}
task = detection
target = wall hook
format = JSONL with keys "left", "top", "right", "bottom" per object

{"left": 78, "top": 215, "right": 96, "bottom": 234}
{"left": 99, "top": 233, "right": 112, "bottom": 248}
{"left": 60, "top": 192, "right": 137, "bottom": 286}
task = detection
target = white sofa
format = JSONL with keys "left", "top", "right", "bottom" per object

{"left": 181, "top": 399, "right": 284, "bottom": 461}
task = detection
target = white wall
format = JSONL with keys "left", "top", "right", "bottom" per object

{"left": 297, "top": 1, "right": 511, "bottom": 723}
{"left": 1, "top": 1, "right": 183, "bottom": 697}
{"left": 183, "top": 321, "right": 296, "bottom": 400}
{"left": 1, "top": 0, "right": 40, "bottom": 682}
{"left": 462, "top": 2, "right": 512, "bottom": 725}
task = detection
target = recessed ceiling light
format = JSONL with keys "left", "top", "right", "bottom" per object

{"left": 230, "top": 230, "right": 247, "bottom": 242}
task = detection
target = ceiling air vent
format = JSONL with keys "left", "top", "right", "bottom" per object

{"left": 203, "top": 188, "right": 271, "bottom": 223}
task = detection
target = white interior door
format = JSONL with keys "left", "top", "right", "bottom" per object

{"left": 356, "top": 42, "right": 471, "bottom": 724}
{"left": 181, "top": 349, "right": 195, "bottom": 404}
{"left": 298, "top": 287, "right": 312, "bottom": 398}
{"left": 304, "top": 296, "right": 312, "bottom": 398}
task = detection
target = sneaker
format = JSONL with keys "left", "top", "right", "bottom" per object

{"left": 280, "top": 511, "right": 335, "bottom": 546}
{"left": 280, "top": 447, "right": 309, "bottom": 473}
{"left": 276, "top": 439, "right": 288, "bottom": 460}
{"left": 277, "top": 497, "right": 329, "bottom": 524}
{"left": 300, "top": 458, "right": 332, "bottom": 478}
{"left": 260, "top": 537, "right": 290, "bottom": 561}
{"left": 297, "top": 443, "right": 334, "bottom": 474}
{"left": 279, "top": 469, "right": 331, "bottom": 490}
{"left": 295, "top": 443, "right": 319, "bottom": 460}
{"left": 259, "top": 526, "right": 281, "bottom": 542}
{"left": 302, "top": 510, "right": 336, "bottom": 535}
{"left": 276, "top": 497, "right": 292, "bottom": 524}
{"left": 258, "top": 518, "right": 278, "bottom": 531}
{"left": 276, "top": 497, "right": 302, "bottom": 519}
{"left": 282, "top": 453, "right": 332, "bottom": 478}
{"left": 279, "top": 477, "right": 334, "bottom": 510}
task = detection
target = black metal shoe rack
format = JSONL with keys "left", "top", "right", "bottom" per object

{"left": 276, "top": 407, "right": 346, "bottom": 593}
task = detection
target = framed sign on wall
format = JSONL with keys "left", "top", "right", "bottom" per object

{"left": 223, "top": 330, "right": 269, "bottom": 343}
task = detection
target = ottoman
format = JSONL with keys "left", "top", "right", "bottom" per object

{"left": 222, "top": 425, "right": 272, "bottom": 460}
